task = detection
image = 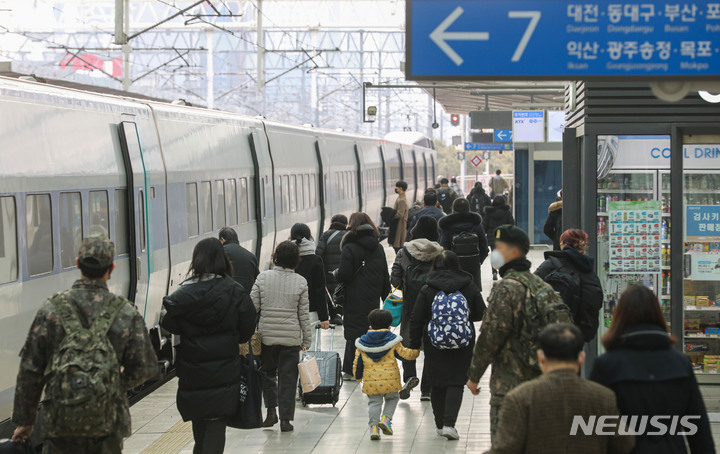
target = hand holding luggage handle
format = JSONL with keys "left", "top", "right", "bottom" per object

{"left": 313, "top": 322, "right": 337, "bottom": 352}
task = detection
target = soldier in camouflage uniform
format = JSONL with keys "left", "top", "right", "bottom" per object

{"left": 465, "top": 225, "right": 541, "bottom": 443}
{"left": 11, "top": 235, "right": 159, "bottom": 454}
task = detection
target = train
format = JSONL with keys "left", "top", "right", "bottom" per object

{"left": 0, "top": 76, "right": 436, "bottom": 426}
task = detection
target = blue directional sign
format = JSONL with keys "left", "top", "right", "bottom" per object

{"left": 494, "top": 129, "right": 513, "bottom": 142}
{"left": 407, "top": 0, "right": 720, "bottom": 79}
{"left": 465, "top": 143, "right": 513, "bottom": 151}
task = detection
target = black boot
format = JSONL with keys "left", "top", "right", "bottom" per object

{"left": 280, "top": 420, "right": 294, "bottom": 432}
{"left": 263, "top": 408, "right": 278, "bottom": 427}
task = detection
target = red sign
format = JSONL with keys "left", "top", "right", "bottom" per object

{"left": 470, "top": 155, "right": 482, "bottom": 167}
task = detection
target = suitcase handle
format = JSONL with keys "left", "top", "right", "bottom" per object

{"left": 311, "top": 323, "right": 337, "bottom": 352}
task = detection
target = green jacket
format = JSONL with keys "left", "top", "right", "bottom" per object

{"left": 12, "top": 279, "right": 159, "bottom": 437}
{"left": 467, "top": 270, "right": 541, "bottom": 403}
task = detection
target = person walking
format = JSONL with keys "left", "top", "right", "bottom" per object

{"left": 466, "top": 225, "right": 571, "bottom": 443}
{"left": 291, "top": 223, "right": 330, "bottom": 349}
{"left": 162, "top": 238, "right": 257, "bottom": 454}
{"left": 450, "top": 177, "right": 464, "bottom": 198}
{"left": 335, "top": 213, "right": 391, "bottom": 377}
{"left": 438, "top": 198, "right": 489, "bottom": 289}
{"left": 436, "top": 178, "right": 458, "bottom": 214}
{"left": 590, "top": 285, "right": 715, "bottom": 454}
{"left": 535, "top": 229, "right": 603, "bottom": 343}
{"left": 487, "top": 324, "right": 634, "bottom": 454}
{"left": 407, "top": 191, "right": 444, "bottom": 237}
{"left": 353, "top": 309, "right": 420, "bottom": 441}
{"left": 11, "top": 235, "right": 159, "bottom": 453}
{"left": 219, "top": 227, "right": 259, "bottom": 292}
{"left": 251, "top": 241, "right": 312, "bottom": 433}
{"left": 391, "top": 181, "right": 409, "bottom": 253}
{"left": 544, "top": 191, "right": 563, "bottom": 250}
{"left": 489, "top": 170, "right": 508, "bottom": 199}
{"left": 483, "top": 196, "right": 515, "bottom": 281}
{"left": 390, "top": 216, "right": 444, "bottom": 401}
{"left": 410, "top": 251, "right": 486, "bottom": 441}
{"left": 468, "top": 182, "right": 492, "bottom": 215}
{"left": 316, "top": 214, "right": 348, "bottom": 325}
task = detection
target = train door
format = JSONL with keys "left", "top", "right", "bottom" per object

{"left": 118, "top": 121, "right": 150, "bottom": 315}
{"left": 353, "top": 144, "right": 364, "bottom": 212}
{"left": 379, "top": 145, "right": 387, "bottom": 206}
{"left": 249, "top": 129, "right": 275, "bottom": 266}
{"left": 422, "top": 154, "right": 429, "bottom": 189}
{"left": 411, "top": 150, "right": 419, "bottom": 203}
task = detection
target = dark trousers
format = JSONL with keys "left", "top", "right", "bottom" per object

{"left": 261, "top": 344, "right": 300, "bottom": 421}
{"left": 431, "top": 386, "right": 464, "bottom": 429}
{"left": 402, "top": 359, "right": 431, "bottom": 394}
{"left": 343, "top": 339, "right": 356, "bottom": 375}
{"left": 43, "top": 436, "right": 122, "bottom": 454}
{"left": 191, "top": 418, "right": 226, "bottom": 454}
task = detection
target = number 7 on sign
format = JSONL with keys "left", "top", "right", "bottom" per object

{"left": 508, "top": 11, "right": 541, "bottom": 62}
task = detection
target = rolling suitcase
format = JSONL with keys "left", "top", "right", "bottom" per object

{"left": 299, "top": 324, "right": 343, "bottom": 407}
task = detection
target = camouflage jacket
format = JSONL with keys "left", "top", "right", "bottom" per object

{"left": 467, "top": 270, "right": 541, "bottom": 403}
{"left": 12, "top": 279, "right": 159, "bottom": 437}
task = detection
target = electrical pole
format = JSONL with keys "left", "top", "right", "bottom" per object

{"left": 206, "top": 28, "right": 214, "bottom": 109}
{"left": 257, "top": 0, "right": 264, "bottom": 92}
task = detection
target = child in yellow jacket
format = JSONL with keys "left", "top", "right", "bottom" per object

{"left": 353, "top": 309, "right": 420, "bottom": 440}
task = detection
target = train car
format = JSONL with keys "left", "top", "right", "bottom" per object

{"left": 0, "top": 76, "right": 434, "bottom": 429}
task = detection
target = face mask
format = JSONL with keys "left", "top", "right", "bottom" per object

{"left": 490, "top": 249, "right": 506, "bottom": 270}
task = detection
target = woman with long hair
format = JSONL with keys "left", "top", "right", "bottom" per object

{"left": 590, "top": 284, "right": 714, "bottom": 453}
{"left": 334, "top": 212, "right": 390, "bottom": 377}
{"left": 162, "top": 238, "right": 257, "bottom": 454}
{"left": 409, "top": 251, "right": 485, "bottom": 441}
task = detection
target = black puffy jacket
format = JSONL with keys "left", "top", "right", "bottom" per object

{"left": 590, "top": 325, "right": 715, "bottom": 454}
{"left": 335, "top": 225, "right": 391, "bottom": 340}
{"left": 161, "top": 275, "right": 256, "bottom": 421}
{"left": 296, "top": 239, "right": 329, "bottom": 321}
{"left": 482, "top": 205, "right": 515, "bottom": 247}
{"left": 223, "top": 241, "right": 260, "bottom": 293}
{"left": 316, "top": 228, "right": 345, "bottom": 294}
{"left": 438, "top": 211, "right": 489, "bottom": 288}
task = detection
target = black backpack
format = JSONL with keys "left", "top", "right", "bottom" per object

{"left": 437, "top": 188, "right": 453, "bottom": 213}
{"left": 543, "top": 257, "right": 601, "bottom": 342}
{"left": 403, "top": 249, "right": 433, "bottom": 313}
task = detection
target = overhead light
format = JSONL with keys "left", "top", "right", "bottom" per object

{"left": 699, "top": 90, "right": 720, "bottom": 103}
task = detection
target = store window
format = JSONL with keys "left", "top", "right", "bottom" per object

{"left": 26, "top": 194, "right": 53, "bottom": 276}
{"left": 0, "top": 196, "right": 18, "bottom": 284}
{"left": 59, "top": 192, "right": 82, "bottom": 269}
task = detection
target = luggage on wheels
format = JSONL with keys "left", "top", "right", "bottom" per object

{"left": 298, "top": 324, "right": 342, "bottom": 407}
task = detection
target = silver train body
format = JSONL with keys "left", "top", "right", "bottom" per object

{"left": 0, "top": 77, "right": 436, "bottom": 424}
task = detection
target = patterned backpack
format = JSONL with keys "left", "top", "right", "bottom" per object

{"left": 44, "top": 292, "right": 125, "bottom": 437}
{"left": 428, "top": 290, "right": 474, "bottom": 350}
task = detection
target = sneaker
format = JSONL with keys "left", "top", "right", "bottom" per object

{"left": 436, "top": 428, "right": 444, "bottom": 436}
{"left": 331, "top": 314, "right": 344, "bottom": 325}
{"left": 420, "top": 393, "right": 431, "bottom": 402}
{"left": 370, "top": 425, "right": 381, "bottom": 440}
{"left": 399, "top": 377, "right": 419, "bottom": 400}
{"left": 442, "top": 426, "right": 460, "bottom": 441}
{"left": 378, "top": 415, "right": 393, "bottom": 435}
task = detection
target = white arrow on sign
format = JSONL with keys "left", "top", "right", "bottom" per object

{"left": 496, "top": 131, "right": 508, "bottom": 141}
{"left": 430, "top": 6, "right": 490, "bottom": 66}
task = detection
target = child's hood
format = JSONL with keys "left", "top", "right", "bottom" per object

{"left": 355, "top": 330, "right": 402, "bottom": 362}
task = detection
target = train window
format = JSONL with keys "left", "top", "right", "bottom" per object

{"left": 239, "top": 178, "right": 249, "bottom": 223}
{"left": 214, "top": 180, "right": 226, "bottom": 229}
{"left": 227, "top": 179, "right": 238, "bottom": 226}
{"left": 59, "top": 192, "right": 82, "bottom": 269}
{"left": 185, "top": 183, "right": 199, "bottom": 237}
{"left": 281, "top": 176, "right": 289, "bottom": 214}
{"left": 289, "top": 175, "right": 297, "bottom": 213}
{"left": 89, "top": 191, "right": 110, "bottom": 238}
{"left": 303, "top": 175, "right": 310, "bottom": 209}
{"left": 114, "top": 189, "right": 129, "bottom": 254}
{"left": 296, "top": 176, "right": 304, "bottom": 212}
{"left": 249, "top": 177, "right": 256, "bottom": 221}
{"left": 26, "top": 194, "right": 53, "bottom": 276}
{"left": 138, "top": 190, "right": 146, "bottom": 252}
{"left": 200, "top": 181, "right": 212, "bottom": 233}
{"left": 310, "top": 174, "right": 317, "bottom": 207}
{"left": 0, "top": 196, "right": 18, "bottom": 284}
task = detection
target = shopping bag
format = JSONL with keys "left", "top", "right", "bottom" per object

{"left": 227, "top": 344, "right": 263, "bottom": 429}
{"left": 298, "top": 355, "right": 322, "bottom": 394}
{"left": 383, "top": 287, "right": 403, "bottom": 327}
{"left": 239, "top": 331, "right": 262, "bottom": 357}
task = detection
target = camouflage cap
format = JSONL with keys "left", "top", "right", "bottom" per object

{"left": 78, "top": 234, "right": 115, "bottom": 269}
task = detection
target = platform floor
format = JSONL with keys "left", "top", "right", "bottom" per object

{"left": 123, "top": 247, "right": 720, "bottom": 453}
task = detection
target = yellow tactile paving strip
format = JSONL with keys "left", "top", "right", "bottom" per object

{"left": 141, "top": 420, "right": 193, "bottom": 454}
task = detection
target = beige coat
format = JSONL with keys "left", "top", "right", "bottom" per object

{"left": 392, "top": 192, "right": 409, "bottom": 248}
{"left": 250, "top": 267, "right": 312, "bottom": 348}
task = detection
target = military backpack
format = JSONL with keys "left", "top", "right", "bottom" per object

{"left": 44, "top": 291, "right": 125, "bottom": 438}
{"left": 502, "top": 270, "right": 573, "bottom": 375}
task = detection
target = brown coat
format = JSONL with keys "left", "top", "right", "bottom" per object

{"left": 487, "top": 369, "right": 634, "bottom": 454}
{"left": 392, "top": 192, "right": 409, "bottom": 248}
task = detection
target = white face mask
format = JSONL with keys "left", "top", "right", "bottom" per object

{"left": 490, "top": 249, "right": 506, "bottom": 270}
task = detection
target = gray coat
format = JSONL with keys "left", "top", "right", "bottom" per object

{"left": 250, "top": 267, "right": 312, "bottom": 348}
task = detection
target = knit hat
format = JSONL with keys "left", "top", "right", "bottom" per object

{"left": 494, "top": 225, "right": 530, "bottom": 254}
{"left": 411, "top": 216, "right": 439, "bottom": 242}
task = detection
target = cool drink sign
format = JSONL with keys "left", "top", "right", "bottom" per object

{"left": 407, "top": 0, "right": 720, "bottom": 79}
